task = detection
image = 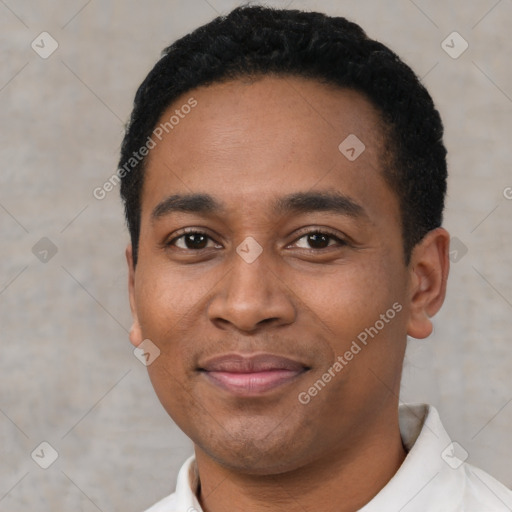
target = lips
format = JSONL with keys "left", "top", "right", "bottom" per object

{"left": 198, "top": 353, "right": 309, "bottom": 395}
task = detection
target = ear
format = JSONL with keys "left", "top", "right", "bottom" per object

{"left": 406, "top": 227, "right": 450, "bottom": 339}
{"left": 126, "top": 244, "right": 144, "bottom": 347}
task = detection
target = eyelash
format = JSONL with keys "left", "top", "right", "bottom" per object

{"left": 165, "top": 228, "right": 348, "bottom": 252}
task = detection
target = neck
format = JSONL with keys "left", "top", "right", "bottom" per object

{"left": 194, "top": 407, "right": 406, "bottom": 512}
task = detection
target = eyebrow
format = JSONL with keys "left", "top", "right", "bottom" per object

{"left": 151, "top": 190, "right": 367, "bottom": 221}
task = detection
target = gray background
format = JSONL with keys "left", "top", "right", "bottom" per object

{"left": 1, "top": 0, "right": 511, "bottom": 510}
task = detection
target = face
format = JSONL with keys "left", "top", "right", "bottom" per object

{"left": 127, "top": 75, "right": 442, "bottom": 475}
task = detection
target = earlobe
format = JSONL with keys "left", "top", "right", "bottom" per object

{"left": 126, "top": 244, "right": 144, "bottom": 347}
{"left": 406, "top": 227, "right": 450, "bottom": 340}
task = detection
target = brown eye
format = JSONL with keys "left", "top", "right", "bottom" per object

{"left": 293, "top": 231, "right": 346, "bottom": 250}
{"left": 167, "top": 231, "right": 219, "bottom": 250}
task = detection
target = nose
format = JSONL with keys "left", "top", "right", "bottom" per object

{"left": 207, "top": 245, "right": 296, "bottom": 333}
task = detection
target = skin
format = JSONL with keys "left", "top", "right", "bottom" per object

{"left": 126, "top": 75, "right": 450, "bottom": 512}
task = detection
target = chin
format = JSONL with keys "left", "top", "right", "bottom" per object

{"left": 197, "top": 427, "right": 313, "bottom": 476}
{"left": 212, "top": 450, "right": 302, "bottom": 476}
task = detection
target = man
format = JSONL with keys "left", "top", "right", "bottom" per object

{"left": 118, "top": 5, "right": 512, "bottom": 511}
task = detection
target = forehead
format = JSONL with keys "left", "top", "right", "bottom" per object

{"left": 141, "top": 75, "right": 397, "bottom": 224}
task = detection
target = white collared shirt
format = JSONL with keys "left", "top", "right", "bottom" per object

{"left": 143, "top": 404, "right": 512, "bottom": 511}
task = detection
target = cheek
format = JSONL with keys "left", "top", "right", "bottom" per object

{"left": 133, "top": 263, "right": 218, "bottom": 389}
{"left": 134, "top": 261, "right": 210, "bottom": 336}
{"left": 287, "top": 259, "right": 403, "bottom": 347}
{"left": 145, "top": 357, "right": 200, "bottom": 436}
{"left": 134, "top": 265, "right": 202, "bottom": 421}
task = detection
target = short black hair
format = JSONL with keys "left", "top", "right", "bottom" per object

{"left": 119, "top": 4, "right": 447, "bottom": 266}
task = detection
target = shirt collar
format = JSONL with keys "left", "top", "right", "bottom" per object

{"left": 360, "top": 403, "right": 464, "bottom": 511}
{"left": 173, "top": 404, "right": 467, "bottom": 511}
